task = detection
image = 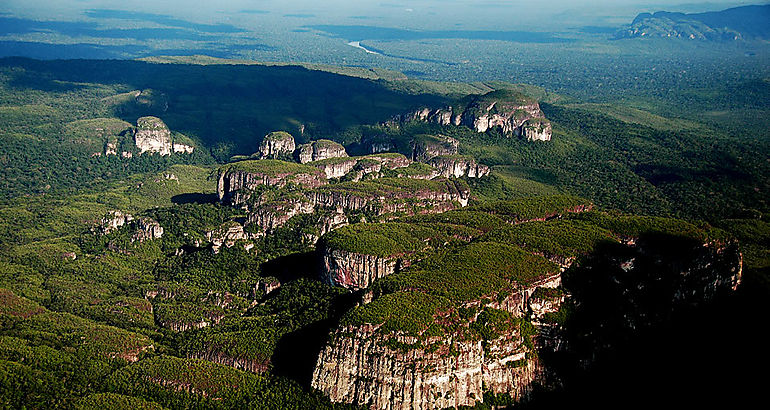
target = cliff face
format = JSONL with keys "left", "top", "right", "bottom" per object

{"left": 312, "top": 234, "right": 743, "bottom": 409}
{"left": 320, "top": 249, "right": 401, "bottom": 289}
{"left": 298, "top": 139, "right": 348, "bottom": 163}
{"left": 411, "top": 135, "right": 459, "bottom": 162}
{"left": 393, "top": 90, "right": 552, "bottom": 141}
{"left": 258, "top": 131, "right": 296, "bottom": 159}
{"left": 133, "top": 116, "right": 194, "bottom": 155}
{"left": 216, "top": 162, "right": 327, "bottom": 204}
{"left": 428, "top": 156, "right": 490, "bottom": 178}
{"left": 312, "top": 279, "right": 551, "bottom": 410}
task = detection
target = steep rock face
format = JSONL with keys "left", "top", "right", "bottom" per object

{"left": 312, "top": 158, "right": 360, "bottom": 179}
{"left": 99, "top": 210, "right": 134, "bottom": 234}
{"left": 216, "top": 160, "right": 327, "bottom": 204}
{"left": 306, "top": 182, "right": 469, "bottom": 216}
{"left": 312, "top": 284, "right": 547, "bottom": 410}
{"left": 258, "top": 131, "right": 296, "bottom": 159}
{"left": 393, "top": 90, "right": 551, "bottom": 141}
{"left": 132, "top": 217, "right": 164, "bottom": 242}
{"left": 310, "top": 154, "right": 412, "bottom": 181}
{"left": 188, "top": 350, "right": 269, "bottom": 374}
{"left": 312, "top": 236, "right": 743, "bottom": 409}
{"left": 298, "top": 139, "right": 348, "bottom": 163}
{"left": 519, "top": 118, "right": 552, "bottom": 142}
{"left": 411, "top": 135, "right": 459, "bottom": 162}
{"left": 132, "top": 116, "right": 194, "bottom": 155}
{"left": 247, "top": 198, "right": 315, "bottom": 234}
{"left": 320, "top": 249, "right": 401, "bottom": 289}
{"left": 428, "top": 156, "right": 490, "bottom": 178}
{"left": 134, "top": 116, "right": 173, "bottom": 155}
{"left": 206, "top": 221, "right": 250, "bottom": 252}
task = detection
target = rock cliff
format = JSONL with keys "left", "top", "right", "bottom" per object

{"left": 297, "top": 139, "right": 348, "bottom": 163}
{"left": 216, "top": 160, "right": 327, "bottom": 204}
{"left": 134, "top": 116, "right": 173, "bottom": 155}
{"left": 392, "top": 90, "right": 552, "bottom": 141}
{"left": 133, "top": 116, "right": 194, "bottom": 155}
{"left": 258, "top": 131, "right": 296, "bottom": 159}
{"left": 428, "top": 155, "right": 490, "bottom": 178}
{"left": 311, "top": 211, "right": 743, "bottom": 409}
{"left": 410, "top": 135, "right": 459, "bottom": 162}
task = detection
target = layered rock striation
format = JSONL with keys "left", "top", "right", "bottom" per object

{"left": 258, "top": 131, "right": 296, "bottom": 159}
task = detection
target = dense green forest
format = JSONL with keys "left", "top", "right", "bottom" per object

{"left": 0, "top": 56, "right": 767, "bottom": 408}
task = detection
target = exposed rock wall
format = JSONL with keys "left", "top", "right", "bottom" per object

{"left": 321, "top": 249, "right": 401, "bottom": 289}
{"left": 217, "top": 168, "right": 326, "bottom": 204}
{"left": 392, "top": 91, "right": 552, "bottom": 141}
{"left": 428, "top": 156, "right": 490, "bottom": 178}
{"left": 259, "top": 131, "right": 296, "bottom": 159}
{"left": 298, "top": 140, "right": 348, "bottom": 163}
{"left": 312, "top": 238, "right": 742, "bottom": 409}
{"left": 134, "top": 116, "right": 173, "bottom": 155}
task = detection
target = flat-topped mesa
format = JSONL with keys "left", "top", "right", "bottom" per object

{"left": 216, "top": 160, "right": 327, "bottom": 205}
{"left": 312, "top": 213, "right": 743, "bottom": 409}
{"left": 313, "top": 242, "right": 561, "bottom": 409}
{"left": 297, "top": 139, "right": 348, "bottom": 163}
{"left": 428, "top": 155, "right": 490, "bottom": 178}
{"left": 258, "top": 131, "right": 296, "bottom": 159}
{"left": 309, "top": 153, "right": 412, "bottom": 180}
{"left": 411, "top": 134, "right": 459, "bottom": 162}
{"left": 133, "top": 116, "right": 194, "bottom": 155}
{"left": 394, "top": 90, "right": 552, "bottom": 141}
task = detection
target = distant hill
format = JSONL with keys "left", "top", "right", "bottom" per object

{"left": 615, "top": 5, "right": 770, "bottom": 41}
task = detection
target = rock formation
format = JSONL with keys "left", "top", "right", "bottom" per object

{"left": 206, "top": 221, "right": 250, "bottom": 252}
{"left": 392, "top": 90, "right": 552, "bottom": 141}
{"left": 321, "top": 248, "right": 402, "bottom": 289}
{"left": 99, "top": 210, "right": 134, "bottom": 234}
{"left": 133, "top": 116, "right": 194, "bottom": 155}
{"left": 216, "top": 160, "right": 327, "bottom": 204}
{"left": 297, "top": 139, "right": 348, "bottom": 163}
{"left": 132, "top": 217, "right": 164, "bottom": 242}
{"left": 410, "top": 135, "right": 459, "bottom": 162}
{"left": 258, "top": 131, "right": 296, "bottom": 159}
{"left": 428, "top": 155, "right": 490, "bottom": 178}
{"left": 311, "top": 212, "right": 743, "bottom": 409}
{"left": 134, "top": 116, "right": 173, "bottom": 155}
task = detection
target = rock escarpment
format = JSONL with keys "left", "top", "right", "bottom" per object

{"left": 428, "top": 155, "right": 490, "bottom": 178}
{"left": 311, "top": 206, "right": 744, "bottom": 409}
{"left": 133, "top": 116, "right": 194, "bottom": 155}
{"left": 297, "top": 139, "right": 348, "bottom": 163}
{"left": 258, "top": 131, "right": 296, "bottom": 159}
{"left": 392, "top": 90, "right": 552, "bottom": 141}
{"left": 410, "top": 135, "right": 459, "bottom": 162}
{"left": 216, "top": 160, "right": 327, "bottom": 204}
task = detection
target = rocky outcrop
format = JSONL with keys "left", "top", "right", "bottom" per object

{"left": 247, "top": 198, "right": 315, "bottom": 234}
{"left": 133, "top": 116, "right": 194, "bottom": 155}
{"left": 519, "top": 118, "right": 552, "bottom": 142}
{"left": 310, "top": 154, "right": 412, "bottom": 180}
{"left": 206, "top": 221, "right": 250, "bottom": 252}
{"left": 99, "top": 210, "right": 134, "bottom": 234}
{"left": 393, "top": 90, "right": 551, "bottom": 141}
{"left": 216, "top": 160, "right": 327, "bottom": 204}
{"left": 134, "top": 116, "right": 173, "bottom": 155}
{"left": 321, "top": 249, "right": 402, "bottom": 290}
{"left": 258, "top": 131, "right": 296, "bottom": 159}
{"left": 132, "top": 217, "right": 164, "bottom": 242}
{"left": 428, "top": 155, "right": 490, "bottom": 178}
{"left": 312, "top": 234, "right": 743, "bottom": 409}
{"left": 189, "top": 350, "right": 269, "bottom": 374}
{"left": 297, "top": 139, "right": 348, "bottom": 163}
{"left": 411, "top": 135, "right": 459, "bottom": 162}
